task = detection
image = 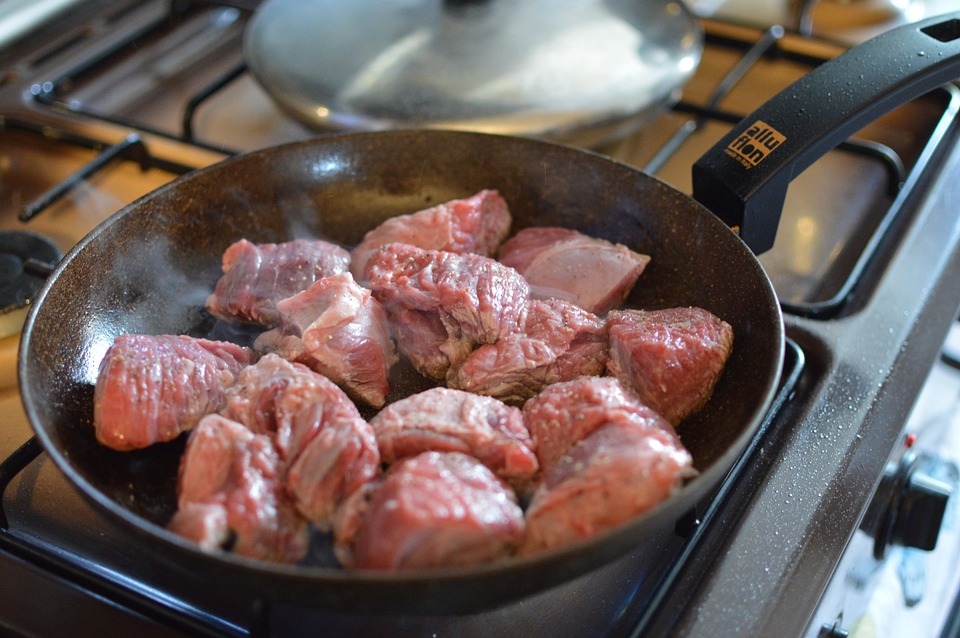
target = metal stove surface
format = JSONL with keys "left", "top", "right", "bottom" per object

{"left": 0, "top": 2, "right": 960, "bottom": 637}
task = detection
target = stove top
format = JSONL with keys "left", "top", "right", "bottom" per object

{"left": 1, "top": 2, "right": 960, "bottom": 637}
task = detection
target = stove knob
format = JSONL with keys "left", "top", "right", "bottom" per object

{"left": 863, "top": 450, "right": 954, "bottom": 561}
{"left": 817, "top": 623, "right": 849, "bottom": 638}
{"left": 890, "top": 463, "right": 951, "bottom": 551}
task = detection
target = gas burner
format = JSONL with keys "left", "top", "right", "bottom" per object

{"left": 0, "top": 230, "right": 61, "bottom": 338}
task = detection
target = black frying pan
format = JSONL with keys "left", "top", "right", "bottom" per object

{"left": 18, "top": 11, "right": 960, "bottom": 615}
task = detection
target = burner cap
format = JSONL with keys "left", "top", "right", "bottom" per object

{"left": 0, "top": 230, "right": 61, "bottom": 337}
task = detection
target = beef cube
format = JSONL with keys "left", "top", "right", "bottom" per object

{"left": 205, "top": 238, "right": 350, "bottom": 326}
{"left": 499, "top": 227, "right": 650, "bottom": 314}
{"left": 366, "top": 243, "right": 529, "bottom": 381}
{"left": 167, "top": 414, "right": 310, "bottom": 563}
{"left": 221, "top": 354, "right": 380, "bottom": 529}
{"left": 606, "top": 307, "right": 733, "bottom": 424}
{"left": 448, "top": 298, "right": 608, "bottom": 404}
{"left": 520, "top": 417, "right": 694, "bottom": 555}
{"left": 93, "top": 334, "right": 256, "bottom": 451}
{"left": 255, "top": 272, "right": 398, "bottom": 408}
{"left": 333, "top": 451, "right": 525, "bottom": 571}
{"left": 285, "top": 411, "right": 381, "bottom": 531}
{"left": 369, "top": 387, "right": 538, "bottom": 483}
{"left": 522, "top": 376, "right": 658, "bottom": 471}
{"left": 350, "top": 190, "right": 512, "bottom": 282}
{"left": 384, "top": 304, "right": 471, "bottom": 383}
{"left": 222, "top": 354, "right": 360, "bottom": 456}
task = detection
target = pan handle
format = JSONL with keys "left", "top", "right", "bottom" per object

{"left": 692, "top": 11, "right": 960, "bottom": 254}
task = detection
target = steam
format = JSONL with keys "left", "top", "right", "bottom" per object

{"left": 101, "top": 233, "right": 216, "bottom": 335}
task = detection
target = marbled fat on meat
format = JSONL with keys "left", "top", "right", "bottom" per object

{"left": 369, "top": 387, "right": 538, "bottom": 483}
{"left": 93, "top": 334, "right": 256, "bottom": 451}
{"left": 205, "top": 238, "right": 350, "bottom": 326}
{"left": 168, "top": 414, "right": 310, "bottom": 563}
{"left": 365, "top": 243, "right": 529, "bottom": 381}
{"left": 606, "top": 307, "right": 733, "bottom": 425}
{"left": 350, "top": 189, "right": 512, "bottom": 282}
{"left": 285, "top": 412, "right": 381, "bottom": 531}
{"left": 499, "top": 226, "right": 650, "bottom": 314}
{"left": 333, "top": 451, "right": 525, "bottom": 571}
{"left": 220, "top": 354, "right": 380, "bottom": 530}
{"left": 448, "top": 298, "right": 608, "bottom": 404}
{"left": 221, "top": 353, "right": 356, "bottom": 455}
{"left": 254, "top": 272, "right": 398, "bottom": 407}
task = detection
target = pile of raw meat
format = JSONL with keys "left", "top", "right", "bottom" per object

{"left": 92, "top": 190, "right": 733, "bottom": 571}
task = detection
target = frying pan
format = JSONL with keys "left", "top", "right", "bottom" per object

{"left": 243, "top": 0, "right": 704, "bottom": 146}
{"left": 18, "top": 11, "right": 960, "bottom": 615}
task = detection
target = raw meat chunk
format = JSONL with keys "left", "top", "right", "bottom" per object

{"left": 205, "top": 238, "right": 350, "bottom": 326}
{"left": 350, "top": 190, "right": 512, "bottom": 281}
{"left": 255, "top": 272, "right": 398, "bottom": 407}
{"left": 606, "top": 307, "right": 733, "bottom": 424}
{"left": 93, "top": 334, "right": 256, "bottom": 451}
{"left": 499, "top": 227, "right": 650, "bottom": 314}
{"left": 221, "top": 354, "right": 360, "bottom": 455}
{"left": 333, "top": 451, "right": 525, "bottom": 571}
{"left": 369, "top": 387, "right": 538, "bottom": 482}
{"left": 221, "top": 354, "right": 380, "bottom": 529}
{"left": 285, "top": 412, "right": 381, "bottom": 531}
{"left": 522, "top": 376, "right": 658, "bottom": 471}
{"left": 448, "top": 298, "right": 608, "bottom": 404}
{"left": 382, "top": 305, "right": 465, "bottom": 382}
{"left": 167, "top": 414, "right": 310, "bottom": 563}
{"left": 366, "top": 243, "right": 529, "bottom": 381}
{"left": 520, "top": 417, "right": 694, "bottom": 555}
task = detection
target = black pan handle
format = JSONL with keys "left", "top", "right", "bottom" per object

{"left": 692, "top": 12, "right": 960, "bottom": 254}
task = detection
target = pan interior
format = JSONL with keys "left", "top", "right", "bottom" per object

{"left": 19, "top": 131, "right": 782, "bottom": 587}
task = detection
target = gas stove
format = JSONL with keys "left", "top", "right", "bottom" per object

{"left": 2, "top": 2, "right": 960, "bottom": 637}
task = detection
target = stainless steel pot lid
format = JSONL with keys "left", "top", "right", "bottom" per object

{"left": 243, "top": 0, "right": 703, "bottom": 145}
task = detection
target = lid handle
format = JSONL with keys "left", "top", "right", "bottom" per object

{"left": 692, "top": 12, "right": 960, "bottom": 254}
